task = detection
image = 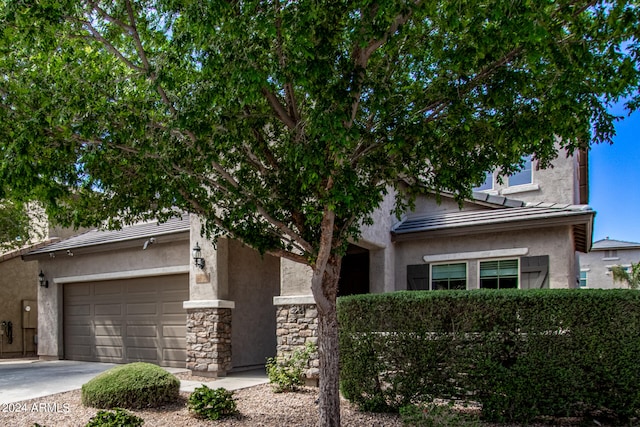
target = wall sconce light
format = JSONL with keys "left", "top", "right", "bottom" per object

{"left": 192, "top": 243, "right": 205, "bottom": 269}
{"left": 38, "top": 270, "right": 49, "bottom": 288}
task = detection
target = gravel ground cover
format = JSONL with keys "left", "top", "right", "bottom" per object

{"left": 0, "top": 382, "right": 403, "bottom": 427}
{"left": 0, "top": 375, "right": 613, "bottom": 427}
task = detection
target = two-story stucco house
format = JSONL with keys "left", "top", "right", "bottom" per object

{"left": 23, "top": 148, "right": 593, "bottom": 377}
{"left": 579, "top": 238, "right": 640, "bottom": 289}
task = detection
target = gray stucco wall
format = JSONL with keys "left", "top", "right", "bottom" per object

{"left": 394, "top": 225, "right": 578, "bottom": 290}
{"left": 580, "top": 248, "right": 640, "bottom": 289}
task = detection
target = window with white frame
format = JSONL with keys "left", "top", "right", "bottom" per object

{"left": 473, "top": 171, "right": 493, "bottom": 191}
{"left": 579, "top": 270, "right": 588, "bottom": 288}
{"left": 480, "top": 259, "right": 519, "bottom": 289}
{"left": 431, "top": 263, "right": 467, "bottom": 290}
{"left": 508, "top": 155, "right": 533, "bottom": 186}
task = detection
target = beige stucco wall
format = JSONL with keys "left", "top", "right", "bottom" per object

{"left": 394, "top": 225, "right": 579, "bottom": 290}
{"left": 227, "top": 240, "right": 280, "bottom": 369}
{"left": 0, "top": 257, "right": 38, "bottom": 358}
{"left": 31, "top": 236, "right": 189, "bottom": 359}
{"left": 580, "top": 248, "right": 640, "bottom": 289}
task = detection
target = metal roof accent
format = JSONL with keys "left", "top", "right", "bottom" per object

{"left": 391, "top": 204, "right": 594, "bottom": 252}
{"left": 25, "top": 213, "right": 190, "bottom": 256}
{"left": 591, "top": 238, "right": 640, "bottom": 250}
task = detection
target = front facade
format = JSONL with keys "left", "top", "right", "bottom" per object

{"left": 24, "top": 214, "right": 280, "bottom": 375}
{"left": 25, "top": 149, "right": 592, "bottom": 377}
{"left": 579, "top": 238, "right": 640, "bottom": 289}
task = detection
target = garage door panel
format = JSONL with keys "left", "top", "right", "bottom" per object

{"left": 64, "top": 274, "right": 187, "bottom": 367}
{"left": 127, "top": 302, "right": 157, "bottom": 315}
{"left": 95, "top": 323, "right": 122, "bottom": 336}
{"left": 126, "top": 324, "right": 157, "bottom": 337}
{"left": 127, "top": 347, "right": 158, "bottom": 361}
{"left": 65, "top": 286, "right": 91, "bottom": 297}
{"left": 95, "top": 345, "right": 124, "bottom": 358}
{"left": 95, "top": 283, "right": 123, "bottom": 295}
{"left": 162, "top": 301, "right": 184, "bottom": 315}
{"left": 66, "top": 304, "right": 91, "bottom": 316}
{"left": 66, "top": 323, "right": 92, "bottom": 337}
{"left": 163, "top": 325, "right": 186, "bottom": 338}
{"left": 67, "top": 344, "right": 93, "bottom": 357}
{"left": 95, "top": 303, "right": 122, "bottom": 316}
{"left": 163, "top": 348, "right": 186, "bottom": 363}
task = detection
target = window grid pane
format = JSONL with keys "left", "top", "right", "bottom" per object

{"left": 509, "top": 156, "right": 532, "bottom": 186}
{"left": 480, "top": 259, "right": 519, "bottom": 289}
{"left": 431, "top": 263, "right": 467, "bottom": 290}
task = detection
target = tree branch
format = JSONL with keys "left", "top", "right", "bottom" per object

{"left": 261, "top": 87, "right": 297, "bottom": 129}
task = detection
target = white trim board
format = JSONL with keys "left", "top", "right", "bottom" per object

{"left": 423, "top": 248, "right": 529, "bottom": 263}
{"left": 53, "top": 265, "right": 190, "bottom": 284}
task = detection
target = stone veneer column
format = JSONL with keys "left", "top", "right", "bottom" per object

{"left": 273, "top": 295, "right": 320, "bottom": 385}
{"left": 183, "top": 300, "right": 235, "bottom": 378}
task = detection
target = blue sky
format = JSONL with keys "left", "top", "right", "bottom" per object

{"left": 589, "top": 103, "right": 640, "bottom": 243}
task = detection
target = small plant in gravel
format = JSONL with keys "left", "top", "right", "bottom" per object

{"left": 81, "top": 362, "right": 180, "bottom": 409}
{"left": 400, "top": 402, "right": 483, "bottom": 427}
{"left": 188, "top": 385, "right": 238, "bottom": 420}
{"left": 266, "top": 341, "right": 317, "bottom": 392}
{"left": 85, "top": 408, "right": 144, "bottom": 427}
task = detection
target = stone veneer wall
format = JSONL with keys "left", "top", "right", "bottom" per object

{"left": 186, "top": 307, "right": 232, "bottom": 377}
{"left": 275, "top": 304, "right": 320, "bottom": 384}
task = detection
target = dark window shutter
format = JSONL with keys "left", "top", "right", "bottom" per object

{"left": 520, "top": 255, "right": 550, "bottom": 289}
{"left": 407, "top": 264, "right": 430, "bottom": 290}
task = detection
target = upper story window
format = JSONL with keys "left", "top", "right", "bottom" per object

{"left": 473, "top": 171, "right": 493, "bottom": 192}
{"left": 603, "top": 250, "right": 619, "bottom": 260}
{"left": 508, "top": 155, "right": 533, "bottom": 186}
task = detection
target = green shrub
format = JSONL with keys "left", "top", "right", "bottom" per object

{"left": 188, "top": 385, "right": 237, "bottom": 420}
{"left": 81, "top": 362, "right": 180, "bottom": 409}
{"left": 400, "top": 403, "right": 483, "bottom": 427}
{"left": 85, "top": 408, "right": 144, "bottom": 427}
{"left": 266, "top": 341, "right": 317, "bottom": 392}
{"left": 339, "top": 289, "right": 640, "bottom": 423}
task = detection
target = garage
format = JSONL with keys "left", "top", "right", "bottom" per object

{"left": 64, "top": 274, "right": 188, "bottom": 368}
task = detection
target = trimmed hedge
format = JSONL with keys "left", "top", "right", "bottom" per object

{"left": 82, "top": 362, "right": 180, "bottom": 409}
{"left": 338, "top": 289, "right": 640, "bottom": 424}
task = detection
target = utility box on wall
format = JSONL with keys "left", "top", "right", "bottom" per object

{"left": 22, "top": 300, "right": 37, "bottom": 329}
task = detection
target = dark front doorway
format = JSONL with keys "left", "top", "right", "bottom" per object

{"left": 338, "top": 244, "right": 370, "bottom": 297}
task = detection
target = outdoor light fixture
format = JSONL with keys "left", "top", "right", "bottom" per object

{"left": 38, "top": 270, "right": 49, "bottom": 288}
{"left": 192, "top": 243, "right": 205, "bottom": 269}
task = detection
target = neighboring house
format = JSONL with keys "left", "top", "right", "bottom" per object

{"left": 579, "top": 238, "right": 640, "bottom": 289}
{"left": 24, "top": 149, "right": 592, "bottom": 377}
{"left": 0, "top": 210, "right": 82, "bottom": 359}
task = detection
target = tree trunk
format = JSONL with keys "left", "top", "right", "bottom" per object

{"left": 312, "top": 254, "right": 342, "bottom": 427}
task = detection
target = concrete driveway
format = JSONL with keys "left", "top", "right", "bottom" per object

{"left": 0, "top": 359, "right": 268, "bottom": 404}
{"left": 0, "top": 360, "right": 119, "bottom": 404}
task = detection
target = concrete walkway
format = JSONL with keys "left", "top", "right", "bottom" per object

{"left": 0, "top": 359, "right": 268, "bottom": 404}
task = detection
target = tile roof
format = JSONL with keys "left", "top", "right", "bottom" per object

{"left": 391, "top": 204, "right": 594, "bottom": 252}
{"left": 591, "top": 238, "right": 640, "bottom": 250}
{"left": 25, "top": 213, "right": 190, "bottom": 256}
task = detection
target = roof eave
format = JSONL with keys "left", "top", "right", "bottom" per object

{"left": 392, "top": 211, "right": 595, "bottom": 251}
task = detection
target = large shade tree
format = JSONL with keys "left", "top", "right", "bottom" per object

{"left": 1, "top": 1, "right": 639, "bottom": 424}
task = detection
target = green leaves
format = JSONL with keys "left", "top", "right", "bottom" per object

{"left": 1, "top": 0, "right": 639, "bottom": 264}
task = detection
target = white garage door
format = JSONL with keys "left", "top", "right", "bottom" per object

{"left": 64, "top": 274, "right": 188, "bottom": 368}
